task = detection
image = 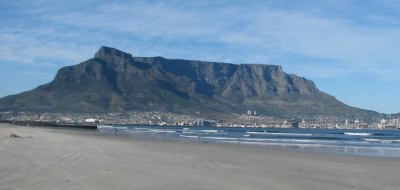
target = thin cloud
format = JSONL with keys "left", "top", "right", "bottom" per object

{"left": 0, "top": 29, "right": 94, "bottom": 66}
{"left": 1, "top": 0, "right": 400, "bottom": 81}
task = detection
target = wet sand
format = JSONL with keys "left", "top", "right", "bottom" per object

{"left": 0, "top": 124, "right": 399, "bottom": 190}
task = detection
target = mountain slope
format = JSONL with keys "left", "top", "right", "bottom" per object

{"left": 0, "top": 46, "right": 376, "bottom": 117}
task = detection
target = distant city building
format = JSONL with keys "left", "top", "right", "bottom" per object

{"left": 85, "top": 118, "right": 98, "bottom": 123}
{"left": 391, "top": 118, "right": 400, "bottom": 127}
{"left": 385, "top": 118, "right": 400, "bottom": 129}
{"left": 196, "top": 118, "right": 204, "bottom": 126}
{"left": 291, "top": 122, "right": 299, "bottom": 128}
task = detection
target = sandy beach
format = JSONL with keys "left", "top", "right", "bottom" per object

{"left": 0, "top": 124, "right": 399, "bottom": 190}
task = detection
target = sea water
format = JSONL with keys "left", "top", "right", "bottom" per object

{"left": 97, "top": 125, "right": 400, "bottom": 158}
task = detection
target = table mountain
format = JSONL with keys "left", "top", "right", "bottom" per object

{"left": 0, "top": 46, "right": 376, "bottom": 118}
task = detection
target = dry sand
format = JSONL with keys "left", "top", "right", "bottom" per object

{"left": 0, "top": 123, "right": 399, "bottom": 190}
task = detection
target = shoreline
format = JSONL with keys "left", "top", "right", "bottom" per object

{"left": 1, "top": 124, "right": 399, "bottom": 190}
{"left": 94, "top": 125, "right": 400, "bottom": 158}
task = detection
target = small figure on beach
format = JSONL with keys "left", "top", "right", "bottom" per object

{"left": 9, "top": 133, "right": 21, "bottom": 138}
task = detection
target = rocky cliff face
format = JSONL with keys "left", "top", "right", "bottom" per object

{"left": 0, "top": 46, "right": 375, "bottom": 117}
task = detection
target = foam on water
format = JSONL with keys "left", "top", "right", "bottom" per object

{"left": 202, "top": 136, "right": 240, "bottom": 140}
{"left": 179, "top": 135, "right": 200, "bottom": 139}
{"left": 149, "top": 129, "right": 177, "bottom": 133}
{"left": 344, "top": 132, "right": 373, "bottom": 136}
{"left": 246, "top": 131, "right": 313, "bottom": 136}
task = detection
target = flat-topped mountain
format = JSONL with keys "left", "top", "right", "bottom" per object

{"left": 0, "top": 46, "right": 376, "bottom": 118}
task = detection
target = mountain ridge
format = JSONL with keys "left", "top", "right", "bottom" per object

{"left": 0, "top": 46, "right": 377, "bottom": 118}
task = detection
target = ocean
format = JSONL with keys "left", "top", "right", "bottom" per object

{"left": 98, "top": 125, "right": 400, "bottom": 158}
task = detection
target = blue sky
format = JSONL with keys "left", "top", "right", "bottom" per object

{"left": 1, "top": 0, "right": 400, "bottom": 113}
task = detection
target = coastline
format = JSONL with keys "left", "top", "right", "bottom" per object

{"left": 1, "top": 123, "right": 399, "bottom": 190}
